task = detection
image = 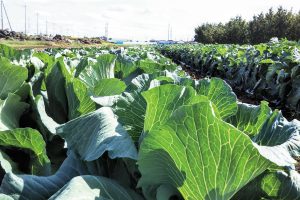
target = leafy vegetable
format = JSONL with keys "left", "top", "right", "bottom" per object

{"left": 0, "top": 44, "right": 299, "bottom": 200}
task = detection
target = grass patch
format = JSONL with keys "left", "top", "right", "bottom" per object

{"left": 0, "top": 39, "right": 113, "bottom": 50}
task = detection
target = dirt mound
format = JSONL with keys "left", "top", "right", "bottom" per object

{"left": 0, "top": 29, "right": 103, "bottom": 45}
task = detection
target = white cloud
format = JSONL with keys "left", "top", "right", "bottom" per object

{"left": 4, "top": 0, "right": 300, "bottom": 40}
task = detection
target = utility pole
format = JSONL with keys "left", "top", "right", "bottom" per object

{"left": 105, "top": 22, "right": 108, "bottom": 40}
{"left": 46, "top": 19, "right": 48, "bottom": 35}
{"left": 2, "top": 1, "right": 12, "bottom": 31}
{"left": 24, "top": 4, "right": 27, "bottom": 34}
{"left": 168, "top": 24, "right": 170, "bottom": 41}
{"left": 36, "top": 12, "right": 39, "bottom": 35}
{"left": 1, "top": 0, "right": 3, "bottom": 30}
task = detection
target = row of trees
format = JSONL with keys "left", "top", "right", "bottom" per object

{"left": 194, "top": 7, "right": 300, "bottom": 44}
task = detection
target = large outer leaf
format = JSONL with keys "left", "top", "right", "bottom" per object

{"left": 0, "top": 152, "right": 105, "bottom": 200}
{"left": 57, "top": 107, "right": 137, "bottom": 161}
{"left": 227, "top": 101, "right": 272, "bottom": 137}
{"left": 66, "top": 78, "right": 96, "bottom": 120}
{"left": 138, "top": 102, "right": 273, "bottom": 200}
{"left": 45, "top": 59, "right": 70, "bottom": 123}
{"left": 32, "top": 52, "right": 55, "bottom": 69}
{"left": 33, "top": 95, "right": 59, "bottom": 137}
{"left": 115, "top": 56, "right": 139, "bottom": 80}
{"left": 0, "top": 150, "right": 20, "bottom": 174}
{"left": 79, "top": 54, "right": 116, "bottom": 87}
{"left": 254, "top": 111, "right": 300, "bottom": 148}
{"left": 113, "top": 74, "right": 193, "bottom": 142}
{"left": 0, "top": 57, "right": 28, "bottom": 99}
{"left": 233, "top": 104, "right": 300, "bottom": 200}
{"left": 251, "top": 110, "right": 300, "bottom": 166}
{"left": 0, "top": 128, "right": 50, "bottom": 175}
{"left": 233, "top": 169, "right": 300, "bottom": 200}
{"left": 0, "top": 194, "right": 13, "bottom": 200}
{"left": 92, "top": 73, "right": 162, "bottom": 142}
{"left": 126, "top": 73, "right": 157, "bottom": 92}
{"left": 139, "top": 59, "right": 176, "bottom": 74}
{"left": 0, "top": 44, "right": 17, "bottom": 60}
{"left": 287, "top": 77, "right": 300, "bottom": 109}
{"left": 0, "top": 94, "right": 29, "bottom": 131}
{"left": 142, "top": 84, "right": 196, "bottom": 133}
{"left": 196, "top": 77, "right": 237, "bottom": 119}
{"left": 0, "top": 44, "right": 31, "bottom": 61}
{"left": 14, "top": 83, "right": 30, "bottom": 102}
{"left": 114, "top": 91, "right": 146, "bottom": 142}
{"left": 93, "top": 78, "right": 126, "bottom": 97}
{"left": 259, "top": 170, "right": 300, "bottom": 199}
{"left": 110, "top": 73, "right": 158, "bottom": 142}
{"left": 49, "top": 175, "right": 141, "bottom": 200}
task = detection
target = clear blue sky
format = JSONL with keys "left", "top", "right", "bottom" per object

{"left": 4, "top": 0, "right": 300, "bottom": 40}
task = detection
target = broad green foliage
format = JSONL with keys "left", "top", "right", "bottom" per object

{"left": 139, "top": 58, "right": 176, "bottom": 74}
{"left": 93, "top": 78, "right": 126, "bottom": 96}
{"left": 258, "top": 170, "right": 300, "bottom": 200}
{"left": 33, "top": 52, "right": 55, "bottom": 69}
{"left": 227, "top": 101, "right": 272, "bottom": 137}
{"left": 142, "top": 84, "right": 196, "bottom": 133}
{"left": 0, "top": 150, "right": 20, "bottom": 174}
{"left": 0, "top": 44, "right": 31, "bottom": 61}
{"left": 158, "top": 40, "right": 300, "bottom": 118}
{"left": 115, "top": 56, "right": 139, "bottom": 80}
{"left": 0, "top": 57, "right": 28, "bottom": 99}
{"left": 196, "top": 78, "right": 237, "bottom": 119}
{"left": 49, "top": 175, "right": 141, "bottom": 200}
{"left": 0, "top": 94, "right": 29, "bottom": 131}
{"left": 0, "top": 152, "right": 105, "bottom": 199}
{"left": 0, "top": 128, "right": 50, "bottom": 175}
{"left": 66, "top": 78, "right": 96, "bottom": 120}
{"left": 79, "top": 54, "right": 116, "bottom": 87}
{"left": 139, "top": 102, "right": 273, "bottom": 200}
{"left": 113, "top": 91, "right": 146, "bottom": 142}
{"left": 1, "top": 44, "right": 300, "bottom": 200}
{"left": 45, "top": 59, "right": 70, "bottom": 123}
{"left": 57, "top": 107, "right": 138, "bottom": 161}
{"left": 233, "top": 169, "right": 300, "bottom": 200}
{"left": 0, "top": 194, "right": 13, "bottom": 200}
{"left": 33, "top": 95, "right": 59, "bottom": 137}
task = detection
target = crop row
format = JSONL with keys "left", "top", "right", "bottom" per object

{"left": 158, "top": 39, "right": 300, "bottom": 119}
{"left": 0, "top": 44, "right": 299, "bottom": 199}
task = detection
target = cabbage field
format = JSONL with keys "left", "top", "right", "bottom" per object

{"left": 158, "top": 39, "right": 300, "bottom": 120}
{"left": 0, "top": 41, "right": 300, "bottom": 200}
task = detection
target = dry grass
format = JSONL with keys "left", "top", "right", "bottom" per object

{"left": 0, "top": 39, "right": 114, "bottom": 50}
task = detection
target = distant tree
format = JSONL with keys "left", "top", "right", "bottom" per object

{"left": 266, "top": 7, "right": 293, "bottom": 39}
{"left": 194, "top": 23, "right": 226, "bottom": 44}
{"left": 289, "top": 11, "right": 300, "bottom": 41}
{"left": 194, "top": 24, "right": 211, "bottom": 43}
{"left": 224, "top": 16, "right": 249, "bottom": 44}
{"left": 194, "top": 7, "right": 300, "bottom": 44}
{"left": 214, "top": 23, "right": 226, "bottom": 43}
{"left": 248, "top": 13, "right": 268, "bottom": 43}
